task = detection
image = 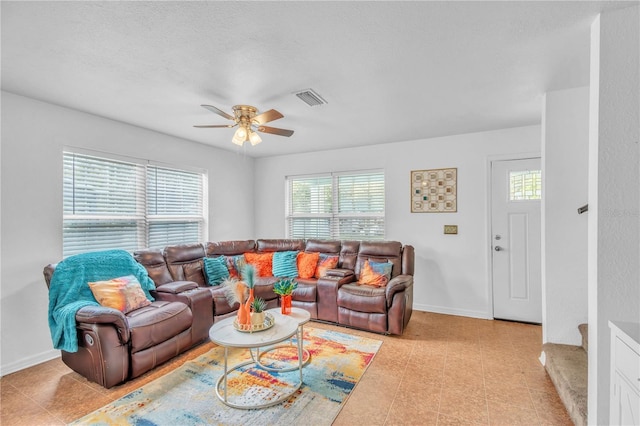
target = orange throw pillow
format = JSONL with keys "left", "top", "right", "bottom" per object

{"left": 297, "top": 252, "right": 320, "bottom": 279}
{"left": 315, "top": 254, "right": 339, "bottom": 278}
{"left": 88, "top": 275, "right": 151, "bottom": 314}
{"left": 243, "top": 252, "right": 274, "bottom": 277}
{"left": 358, "top": 260, "right": 393, "bottom": 287}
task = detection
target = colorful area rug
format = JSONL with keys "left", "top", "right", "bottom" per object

{"left": 72, "top": 327, "right": 382, "bottom": 425}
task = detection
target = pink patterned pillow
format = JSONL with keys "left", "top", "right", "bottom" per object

{"left": 88, "top": 275, "right": 151, "bottom": 313}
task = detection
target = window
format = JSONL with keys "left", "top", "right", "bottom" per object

{"left": 63, "top": 151, "right": 206, "bottom": 257}
{"left": 509, "top": 170, "right": 542, "bottom": 201}
{"left": 286, "top": 170, "right": 385, "bottom": 240}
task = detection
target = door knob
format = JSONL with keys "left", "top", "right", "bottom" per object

{"left": 494, "top": 246, "right": 503, "bottom": 251}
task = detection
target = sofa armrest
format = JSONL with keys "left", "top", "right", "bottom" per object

{"left": 153, "top": 281, "right": 199, "bottom": 294}
{"left": 316, "top": 273, "right": 355, "bottom": 323}
{"left": 385, "top": 274, "right": 413, "bottom": 307}
{"left": 75, "top": 306, "right": 129, "bottom": 343}
{"left": 325, "top": 268, "right": 355, "bottom": 279}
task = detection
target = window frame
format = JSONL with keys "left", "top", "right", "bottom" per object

{"left": 285, "top": 169, "right": 385, "bottom": 240}
{"left": 63, "top": 148, "right": 207, "bottom": 257}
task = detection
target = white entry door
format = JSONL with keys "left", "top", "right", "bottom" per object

{"left": 491, "top": 158, "right": 542, "bottom": 323}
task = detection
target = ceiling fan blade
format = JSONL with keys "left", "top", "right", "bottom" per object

{"left": 201, "top": 104, "right": 234, "bottom": 121}
{"left": 252, "top": 109, "right": 284, "bottom": 125}
{"left": 193, "top": 124, "right": 235, "bottom": 128}
{"left": 257, "top": 125, "right": 294, "bottom": 137}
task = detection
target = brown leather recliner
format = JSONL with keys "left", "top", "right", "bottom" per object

{"left": 43, "top": 264, "right": 213, "bottom": 388}
{"left": 336, "top": 241, "right": 414, "bottom": 335}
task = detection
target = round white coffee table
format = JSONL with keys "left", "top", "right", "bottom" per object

{"left": 251, "top": 307, "right": 312, "bottom": 371}
{"left": 209, "top": 312, "right": 303, "bottom": 409}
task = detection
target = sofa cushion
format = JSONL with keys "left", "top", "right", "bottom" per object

{"left": 208, "top": 285, "right": 236, "bottom": 316}
{"left": 358, "top": 260, "right": 393, "bottom": 287}
{"left": 163, "top": 243, "right": 207, "bottom": 286}
{"left": 203, "top": 256, "right": 229, "bottom": 286}
{"left": 292, "top": 281, "right": 317, "bottom": 303}
{"left": 127, "top": 301, "right": 192, "bottom": 353}
{"left": 256, "top": 239, "right": 305, "bottom": 252}
{"left": 88, "top": 275, "right": 151, "bottom": 314}
{"left": 133, "top": 249, "right": 174, "bottom": 285}
{"left": 315, "top": 254, "right": 339, "bottom": 278}
{"left": 244, "top": 252, "right": 273, "bottom": 277}
{"left": 206, "top": 240, "right": 256, "bottom": 256}
{"left": 254, "top": 278, "right": 278, "bottom": 300}
{"left": 337, "top": 283, "right": 387, "bottom": 314}
{"left": 272, "top": 251, "right": 299, "bottom": 277}
{"left": 305, "top": 239, "right": 341, "bottom": 254}
{"left": 356, "top": 241, "right": 402, "bottom": 279}
{"left": 297, "top": 252, "right": 320, "bottom": 279}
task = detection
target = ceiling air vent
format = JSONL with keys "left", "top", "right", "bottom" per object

{"left": 294, "top": 89, "right": 327, "bottom": 107}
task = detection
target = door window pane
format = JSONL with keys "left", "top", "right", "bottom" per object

{"left": 509, "top": 170, "right": 542, "bottom": 201}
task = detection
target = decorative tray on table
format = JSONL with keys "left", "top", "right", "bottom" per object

{"left": 233, "top": 312, "right": 275, "bottom": 333}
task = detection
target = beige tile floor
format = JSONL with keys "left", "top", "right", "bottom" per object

{"left": 1, "top": 311, "right": 572, "bottom": 425}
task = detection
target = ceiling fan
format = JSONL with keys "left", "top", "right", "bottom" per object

{"left": 194, "top": 104, "right": 294, "bottom": 146}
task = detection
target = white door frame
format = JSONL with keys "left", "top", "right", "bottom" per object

{"left": 485, "top": 152, "right": 541, "bottom": 320}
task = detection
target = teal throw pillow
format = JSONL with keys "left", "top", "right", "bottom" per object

{"left": 203, "top": 256, "right": 229, "bottom": 286}
{"left": 272, "top": 251, "right": 299, "bottom": 277}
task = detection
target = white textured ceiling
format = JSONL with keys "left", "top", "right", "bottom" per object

{"left": 1, "top": 1, "right": 632, "bottom": 157}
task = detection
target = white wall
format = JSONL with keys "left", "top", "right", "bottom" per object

{"left": 588, "top": 6, "right": 640, "bottom": 425}
{"left": 254, "top": 126, "right": 540, "bottom": 318}
{"left": 0, "top": 91, "right": 255, "bottom": 375}
{"left": 541, "top": 87, "right": 589, "bottom": 345}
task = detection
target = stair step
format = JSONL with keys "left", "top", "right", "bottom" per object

{"left": 578, "top": 323, "right": 588, "bottom": 353}
{"left": 542, "top": 343, "right": 588, "bottom": 426}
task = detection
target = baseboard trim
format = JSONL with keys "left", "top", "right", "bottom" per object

{"left": 413, "top": 303, "right": 492, "bottom": 320}
{"left": 1, "top": 349, "right": 60, "bottom": 377}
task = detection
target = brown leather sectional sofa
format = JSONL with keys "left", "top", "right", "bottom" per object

{"left": 44, "top": 239, "right": 414, "bottom": 388}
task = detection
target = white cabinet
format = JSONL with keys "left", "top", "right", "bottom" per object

{"left": 610, "top": 321, "right": 640, "bottom": 426}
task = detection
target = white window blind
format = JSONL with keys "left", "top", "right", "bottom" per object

{"left": 286, "top": 170, "right": 385, "bottom": 240}
{"left": 147, "top": 166, "right": 204, "bottom": 248}
{"left": 63, "top": 151, "right": 205, "bottom": 257}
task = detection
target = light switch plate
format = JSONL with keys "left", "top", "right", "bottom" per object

{"left": 444, "top": 225, "right": 458, "bottom": 235}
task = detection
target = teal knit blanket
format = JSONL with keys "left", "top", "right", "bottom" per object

{"left": 48, "top": 249, "right": 156, "bottom": 353}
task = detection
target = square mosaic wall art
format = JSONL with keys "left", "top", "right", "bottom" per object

{"left": 411, "top": 168, "right": 457, "bottom": 213}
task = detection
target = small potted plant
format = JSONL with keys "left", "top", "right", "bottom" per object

{"left": 250, "top": 297, "right": 267, "bottom": 326}
{"left": 273, "top": 278, "right": 298, "bottom": 315}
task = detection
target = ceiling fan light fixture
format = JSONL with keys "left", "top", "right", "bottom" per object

{"left": 234, "top": 126, "right": 247, "bottom": 141}
{"left": 249, "top": 131, "right": 262, "bottom": 146}
{"left": 196, "top": 103, "right": 294, "bottom": 147}
{"left": 232, "top": 127, "right": 246, "bottom": 145}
